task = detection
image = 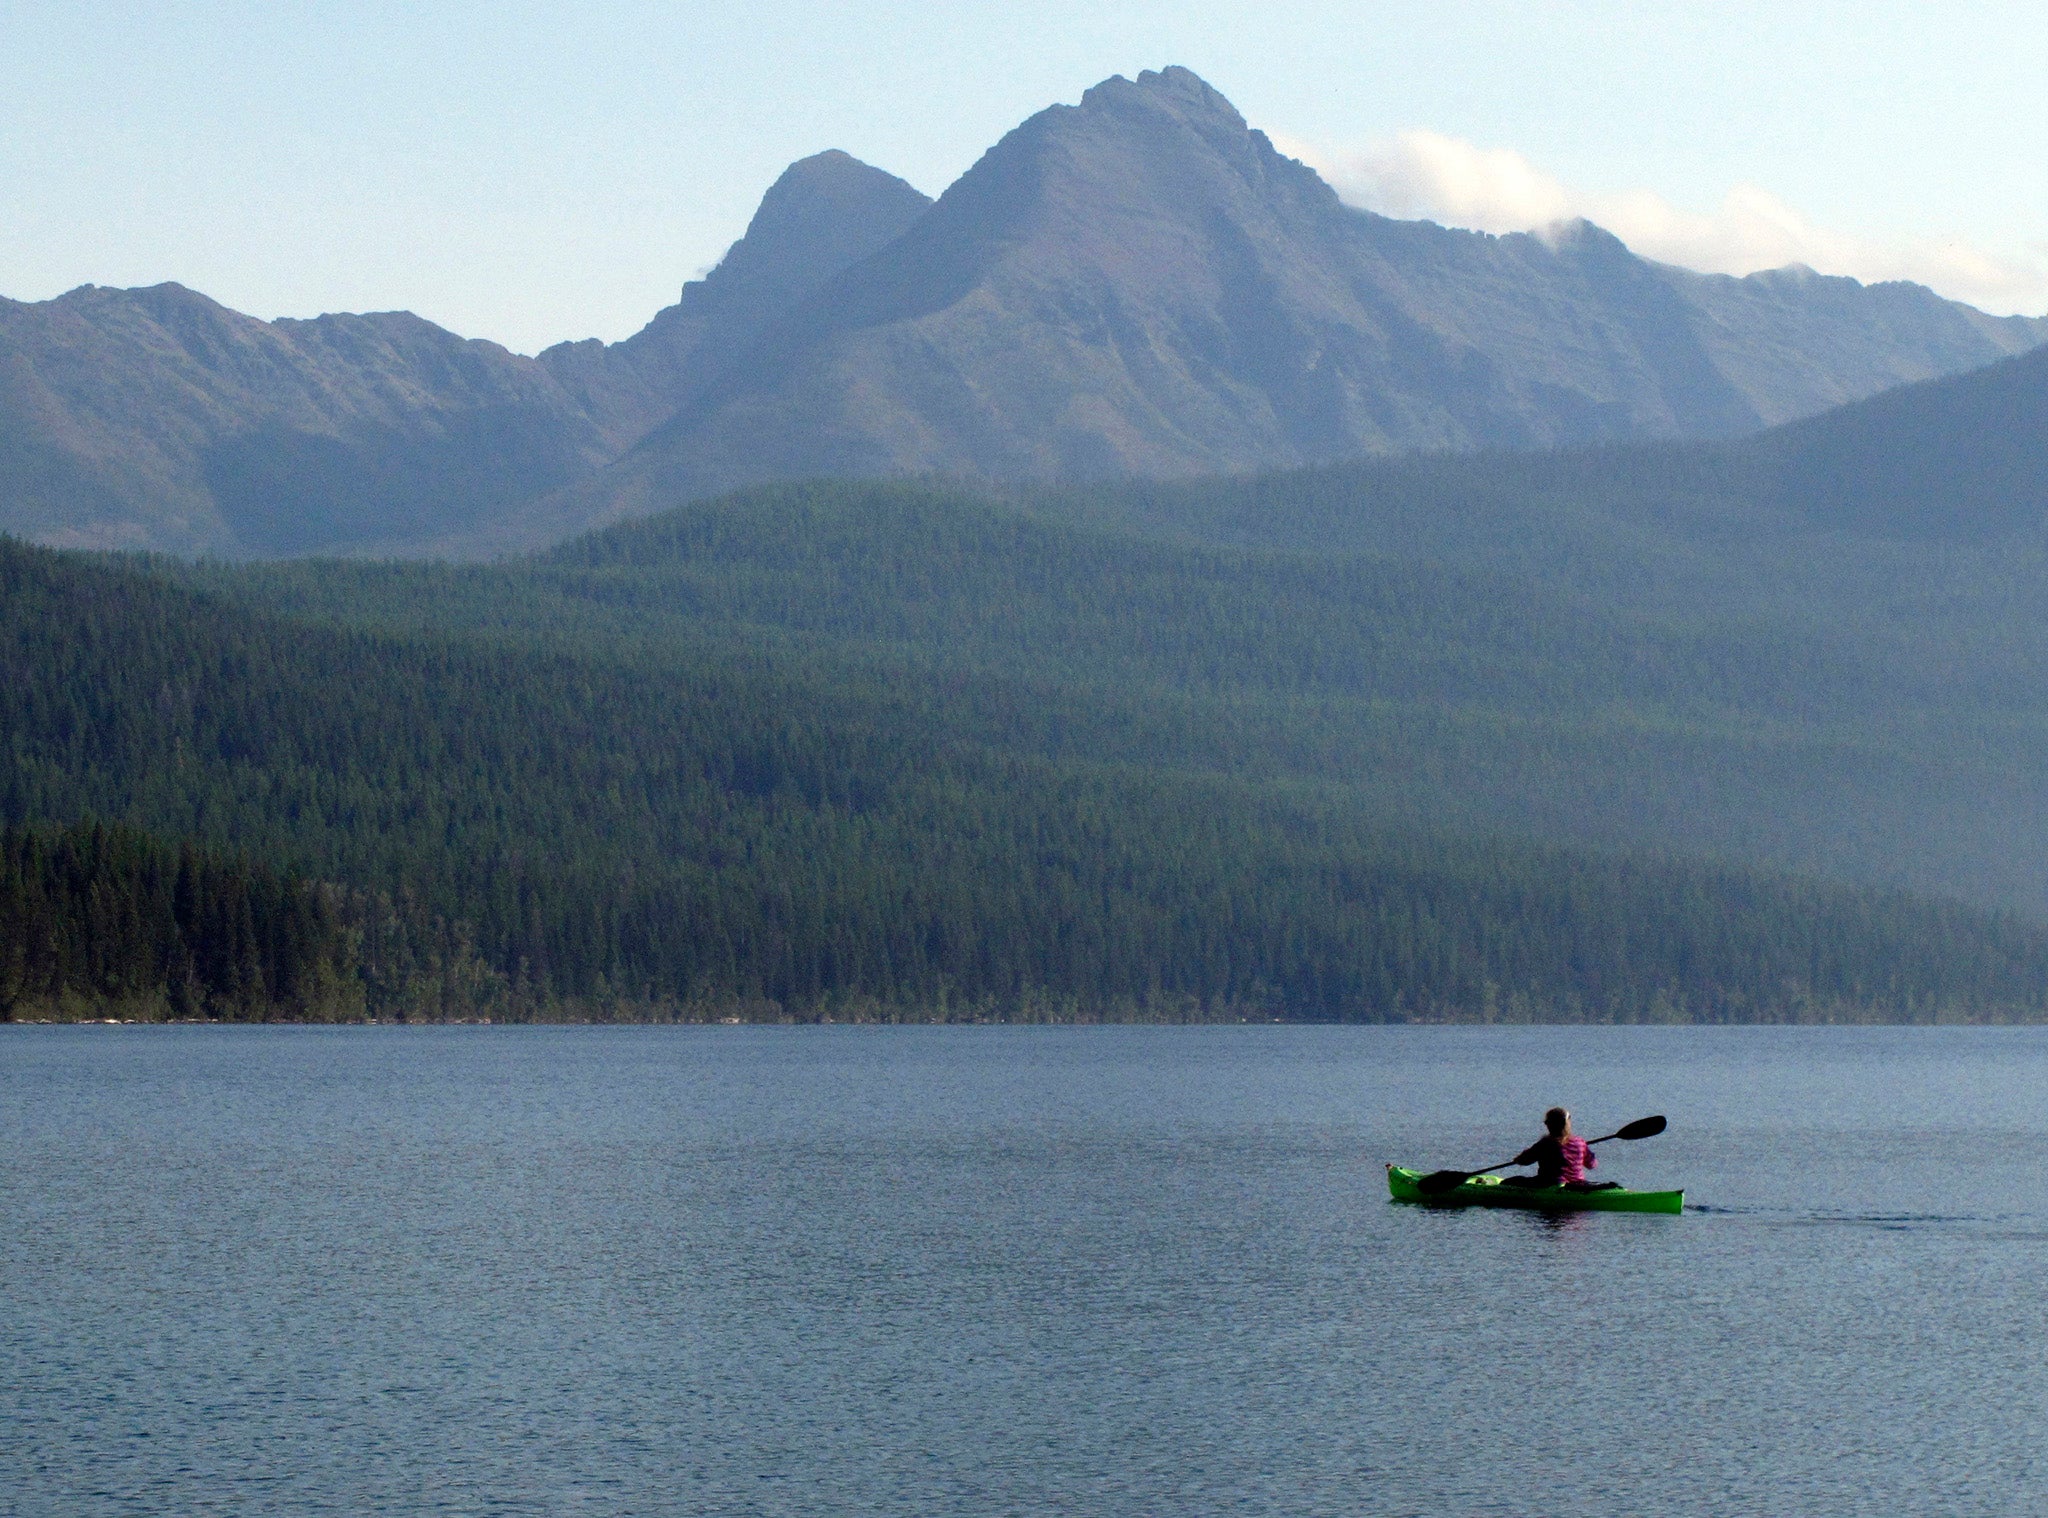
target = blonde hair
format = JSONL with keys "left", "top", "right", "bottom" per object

{"left": 1544, "top": 1107, "right": 1570, "bottom": 1137}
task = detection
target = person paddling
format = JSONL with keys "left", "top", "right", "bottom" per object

{"left": 1504, "top": 1106, "right": 1613, "bottom": 1191}
{"left": 1412, "top": 1112, "right": 1665, "bottom": 1196}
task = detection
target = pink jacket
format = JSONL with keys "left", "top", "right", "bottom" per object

{"left": 1515, "top": 1133, "right": 1598, "bottom": 1184}
{"left": 1558, "top": 1135, "right": 1596, "bottom": 1183}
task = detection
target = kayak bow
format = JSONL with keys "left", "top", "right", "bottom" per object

{"left": 1387, "top": 1164, "right": 1683, "bottom": 1215}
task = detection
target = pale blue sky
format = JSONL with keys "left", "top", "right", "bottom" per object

{"left": 6, "top": 1, "right": 2045, "bottom": 352}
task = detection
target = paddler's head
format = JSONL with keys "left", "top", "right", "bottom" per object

{"left": 1544, "top": 1106, "right": 1570, "bottom": 1137}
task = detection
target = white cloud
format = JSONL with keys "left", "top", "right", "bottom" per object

{"left": 1280, "top": 128, "right": 2048, "bottom": 317}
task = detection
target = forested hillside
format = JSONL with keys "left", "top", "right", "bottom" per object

{"left": 185, "top": 471, "right": 2048, "bottom": 920}
{"left": 26, "top": 339, "right": 2048, "bottom": 1023}
{"left": 10, "top": 533, "right": 2043, "bottom": 1022}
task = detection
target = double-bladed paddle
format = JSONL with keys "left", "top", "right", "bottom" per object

{"left": 1415, "top": 1114, "right": 1668, "bottom": 1196}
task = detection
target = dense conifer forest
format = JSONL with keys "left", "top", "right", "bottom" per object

{"left": 0, "top": 818, "right": 525, "bottom": 1023}
{"left": 0, "top": 819, "right": 350, "bottom": 1021}
{"left": 9, "top": 490, "right": 2048, "bottom": 1022}
{"left": 185, "top": 475, "right": 2048, "bottom": 913}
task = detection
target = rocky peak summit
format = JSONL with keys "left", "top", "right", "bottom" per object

{"left": 698, "top": 150, "right": 932, "bottom": 315}
{"left": 536, "top": 149, "right": 931, "bottom": 442}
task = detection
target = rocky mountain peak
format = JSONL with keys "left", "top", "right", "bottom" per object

{"left": 1077, "top": 65, "right": 1249, "bottom": 129}
{"left": 535, "top": 149, "right": 932, "bottom": 444}
{"left": 1035, "top": 65, "right": 1319, "bottom": 200}
{"left": 879, "top": 65, "right": 1331, "bottom": 286}
{"left": 702, "top": 150, "right": 932, "bottom": 312}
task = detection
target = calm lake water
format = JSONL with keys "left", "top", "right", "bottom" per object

{"left": 6, "top": 1024, "right": 2048, "bottom": 1516}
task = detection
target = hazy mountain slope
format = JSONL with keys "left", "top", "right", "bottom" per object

{"left": 1061, "top": 330, "right": 2048, "bottom": 591}
{"left": 550, "top": 67, "right": 2045, "bottom": 541}
{"left": 1671, "top": 262, "right": 2048, "bottom": 425}
{"left": 1745, "top": 341, "right": 2048, "bottom": 540}
{"left": 0, "top": 283, "right": 611, "bottom": 555}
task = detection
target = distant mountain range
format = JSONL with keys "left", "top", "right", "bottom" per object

{"left": 4, "top": 66, "right": 2044, "bottom": 558}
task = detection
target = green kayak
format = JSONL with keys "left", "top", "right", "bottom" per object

{"left": 1387, "top": 1164, "right": 1684, "bottom": 1215}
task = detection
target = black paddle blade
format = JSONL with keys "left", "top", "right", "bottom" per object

{"left": 1615, "top": 1115, "right": 1667, "bottom": 1141}
{"left": 1416, "top": 1169, "right": 1475, "bottom": 1195}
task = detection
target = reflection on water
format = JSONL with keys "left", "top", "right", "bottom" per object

{"left": 6, "top": 1023, "right": 2048, "bottom": 1517}
{"left": 1520, "top": 1206, "right": 1600, "bottom": 1235}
